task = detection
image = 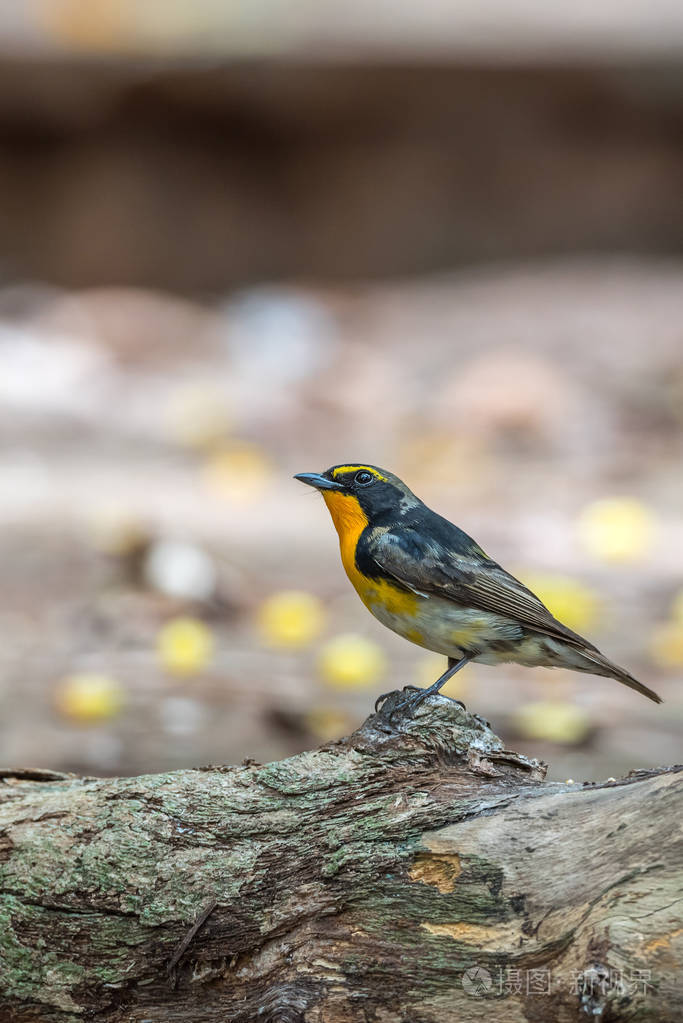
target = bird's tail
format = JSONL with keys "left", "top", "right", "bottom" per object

{"left": 577, "top": 648, "right": 662, "bottom": 704}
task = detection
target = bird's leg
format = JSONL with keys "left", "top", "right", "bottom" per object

{"left": 410, "top": 654, "right": 471, "bottom": 707}
{"left": 382, "top": 654, "right": 472, "bottom": 722}
{"left": 374, "top": 657, "right": 469, "bottom": 715}
{"left": 444, "top": 656, "right": 468, "bottom": 710}
{"left": 374, "top": 685, "right": 421, "bottom": 713}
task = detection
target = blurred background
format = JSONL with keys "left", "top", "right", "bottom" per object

{"left": 0, "top": 2, "right": 682, "bottom": 783}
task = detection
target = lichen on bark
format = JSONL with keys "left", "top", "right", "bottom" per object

{"left": 0, "top": 694, "right": 680, "bottom": 1022}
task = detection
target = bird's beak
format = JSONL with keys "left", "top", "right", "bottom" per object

{"left": 294, "top": 472, "right": 343, "bottom": 492}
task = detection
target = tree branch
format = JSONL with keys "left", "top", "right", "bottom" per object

{"left": 1, "top": 694, "right": 680, "bottom": 1022}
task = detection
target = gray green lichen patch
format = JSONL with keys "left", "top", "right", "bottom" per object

{"left": 0, "top": 898, "right": 87, "bottom": 1012}
{"left": 2, "top": 702, "right": 668, "bottom": 1021}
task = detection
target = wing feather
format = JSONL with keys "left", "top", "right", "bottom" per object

{"left": 371, "top": 529, "right": 596, "bottom": 651}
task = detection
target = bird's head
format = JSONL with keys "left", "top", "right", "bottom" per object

{"left": 294, "top": 463, "right": 419, "bottom": 527}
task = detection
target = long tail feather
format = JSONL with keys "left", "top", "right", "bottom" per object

{"left": 579, "top": 649, "right": 662, "bottom": 704}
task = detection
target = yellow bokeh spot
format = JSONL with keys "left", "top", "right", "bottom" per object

{"left": 397, "top": 433, "right": 489, "bottom": 492}
{"left": 87, "top": 508, "right": 150, "bottom": 557}
{"left": 167, "top": 385, "right": 232, "bottom": 450}
{"left": 257, "top": 591, "right": 325, "bottom": 649}
{"left": 55, "top": 673, "right": 125, "bottom": 723}
{"left": 38, "top": 0, "right": 134, "bottom": 51}
{"left": 318, "top": 633, "right": 387, "bottom": 690}
{"left": 649, "top": 621, "right": 683, "bottom": 668}
{"left": 520, "top": 573, "right": 601, "bottom": 634}
{"left": 202, "top": 443, "right": 272, "bottom": 503}
{"left": 157, "top": 617, "right": 214, "bottom": 676}
{"left": 304, "top": 708, "right": 355, "bottom": 742}
{"left": 414, "top": 653, "right": 447, "bottom": 687}
{"left": 512, "top": 701, "right": 591, "bottom": 745}
{"left": 577, "top": 497, "right": 654, "bottom": 563}
{"left": 670, "top": 589, "right": 683, "bottom": 626}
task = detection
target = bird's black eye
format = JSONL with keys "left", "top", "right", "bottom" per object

{"left": 355, "top": 470, "right": 374, "bottom": 486}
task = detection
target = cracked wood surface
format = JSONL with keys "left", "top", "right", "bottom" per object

{"left": 0, "top": 693, "right": 681, "bottom": 1022}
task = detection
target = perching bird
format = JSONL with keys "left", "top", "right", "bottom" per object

{"left": 295, "top": 463, "right": 661, "bottom": 714}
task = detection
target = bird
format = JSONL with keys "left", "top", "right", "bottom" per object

{"left": 294, "top": 463, "right": 661, "bottom": 716}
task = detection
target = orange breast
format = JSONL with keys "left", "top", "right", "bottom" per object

{"left": 321, "top": 491, "right": 419, "bottom": 618}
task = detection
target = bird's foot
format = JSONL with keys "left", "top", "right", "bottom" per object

{"left": 374, "top": 685, "right": 420, "bottom": 714}
{"left": 375, "top": 686, "right": 466, "bottom": 727}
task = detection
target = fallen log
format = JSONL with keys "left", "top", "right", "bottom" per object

{"left": 0, "top": 693, "right": 680, "bottom": 1022}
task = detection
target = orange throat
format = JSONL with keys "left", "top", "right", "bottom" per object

{"left": 320, "top": 491, "right": 419, "bottom": 624}
{"left": 321, "top": 491, "right": 369, "bottom": 588}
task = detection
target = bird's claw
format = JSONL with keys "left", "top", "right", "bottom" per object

{"left": 374, "top": 685, "right": 420, "bottom": 714}
{"left": 375, "top": 686, "right": 469, "bottom": 728}
{"left": 374, "top": 691, "right": 390, "bottom": 714}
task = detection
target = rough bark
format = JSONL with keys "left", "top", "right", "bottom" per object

{"left": 0, "top": 693, "right": 680, "bottom": 1023}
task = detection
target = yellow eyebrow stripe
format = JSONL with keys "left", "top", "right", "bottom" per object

{"left": 332, "top": 465, "right": 387, "bottom": 481}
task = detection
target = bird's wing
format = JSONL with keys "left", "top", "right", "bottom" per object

{"left": 370, "top": 528, "right": 596, "bottom": 651}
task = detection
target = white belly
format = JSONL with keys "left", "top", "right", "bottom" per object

{"left": 365, "top": 591, "right": 522, "bottom": 659}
